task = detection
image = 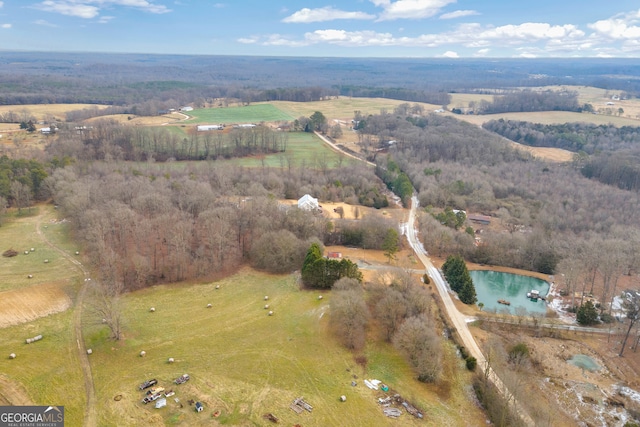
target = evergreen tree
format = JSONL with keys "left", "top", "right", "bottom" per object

{"left": 382, "top": 228, "right": 399, "bottom": 263}
{"left": 442, "top": 255, "right": 477, "bottom": 305}
{"left": 458, "top": 277, "right": 477, "bottom": 305}
{"left": 576, "top": 300, "right": 599, "bottom": 326}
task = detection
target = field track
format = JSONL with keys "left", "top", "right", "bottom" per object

{"left": 35, "top": 214, "right": 97, "bottom": 427}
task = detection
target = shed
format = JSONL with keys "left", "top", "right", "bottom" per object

{"left": 327, "top": 252, "right": 342, "bottom": 259}
{"left": 195, "top": 402, "right": 203, "bottom": 412}
{"left": 298, "top": 194, "right": 319, "bottom": 211}
{"left": 197, "top": 125, "right": 223, "bottom": 131}
{"left": 468, "top": 214, "right": 491, "bottom": 225}
{"left": 180, "top": 106, "right": 194, "bottom": 112}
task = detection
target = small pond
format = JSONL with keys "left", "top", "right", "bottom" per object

{"left": 568, "top": 354, "right": 601, "bottom": 372}
{"left": 470, "top": 270, "right": 550, "bottom": 316}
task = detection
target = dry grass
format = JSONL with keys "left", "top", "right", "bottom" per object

{"left": 0, "top": 104, "right": 109, "bottom": 121}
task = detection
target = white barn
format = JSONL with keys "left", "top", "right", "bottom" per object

{"left": 298, "top": 194, "right": 319, "bottom": 211}
{"left": 197, "top": 125, "right": 223, "bottom": 131}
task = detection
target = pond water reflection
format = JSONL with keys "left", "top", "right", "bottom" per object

{"left": 470, "top": 270, "right": 550, "bottom": 316}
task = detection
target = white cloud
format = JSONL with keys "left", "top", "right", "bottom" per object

{"left": 37, "top": 1, "right": 100, "bottom": 18}
{"left": 97, "top": 15, "right": 114, "bottom": 23}
{"left": 474, "top": 48, "right": 490, "bottom": 57}
{"left": 0, "top": 2, "right": 4, "bottom": 8}
{"left": 373, "top": 0, "right": 456, "bottom": 21}
{"left": 440, "top": 10, "right": 479, "bottom": 20}
{"left": 441, "top": 50, "right": 458, "bottom": 58}
{"left": 283, "top": 7, "right": 374, "bottom": 23}
{"left": 1, "top": 23, "right": 10, "bottom": 28}
{"left": 34, "top": 19, "right": 59, "bottom": 27}
{"left": 34, "top": 0, "right": 170, "bottom": 19}
{"left": 237, "top": 37, "right": 259, "bottom": 44}
{"left": 589, "top": 9, "right": 640, "bottom": 40}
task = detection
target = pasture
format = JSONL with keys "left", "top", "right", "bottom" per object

{"left": 183, "top": 104, "right": 294, "bottom": 124}
{"left": 83, "top": 268, "right": 484, "bottom": 427}
{"left": 271, "top": 97, "right": 441, "bottom": 121}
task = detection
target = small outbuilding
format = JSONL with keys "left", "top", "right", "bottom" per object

{"left": 297, "top": 194, "right": 319, "bottom": 211}
{"left": 195, "top": 402, "right": 203, "bottom": 412}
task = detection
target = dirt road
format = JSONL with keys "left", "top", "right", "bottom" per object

{"left": 36, "top": 216, "right": 97, "bottom": 427}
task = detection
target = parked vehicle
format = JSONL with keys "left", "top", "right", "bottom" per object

{"left": 174, "top": 374, "right": 190, "bottom": 384}
{"left": 146, "top": 386, "right": 165, "bottom": 396}
{"left": 142, "top": 392, "right": 163, "bottom": 404}
{"left": 138, "top": 379, "right": 157, "bottom": 390}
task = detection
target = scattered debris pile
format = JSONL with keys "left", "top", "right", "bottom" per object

{"left": 290, "top": 397, "right": 313, "bottom": 414}
{"left": 378, "top": 393, "right": 424, "bottom": 419}
{"left": 262, "top": 413, "right": 279, "bottom": 423}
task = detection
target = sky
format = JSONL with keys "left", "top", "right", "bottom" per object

{"left": 0, "top": 0, "right": 639, "bottom": 58}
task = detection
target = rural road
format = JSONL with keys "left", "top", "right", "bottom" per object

{"left": 36, "top": 214, "right": 97, "bottom": 427}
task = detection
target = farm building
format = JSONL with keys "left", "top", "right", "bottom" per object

{"left": 468, "top": 214, "right": 492, "bottom": 225}
{"left": 298, "top": 194, "right": 319, "bottom": 211}
{"left": 179, "top": 106, "right": 194, "bottom": 112}
{"left": 197, "top": 125, "right": 223, "bottom": 131}
{"left": 327, "top": 252, "right": 342, "bottom": 259}
{"left": 195, "top": 402, "right": 203, "bottom": 412}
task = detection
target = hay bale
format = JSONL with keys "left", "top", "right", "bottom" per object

{"left": 24, "top": 251, "right": 29, "bottom": 255}
{"left": 206, "top": 303, "right": 212, "bottom": 308}
{"left": 340, "top": 395, "right": 347, "bottom": 402}
{"left": 140, "top": 351, "right": 146, "bottom": 357}
{"left": 318, "top": 295, "right": 323, "bottom": 300}
{"left": 44, "top": 259, "right": 49, "bottom": 263}
{"left": 264, "top": 304, "right": 269, "bottom": 309}
{"left": 149, "top": 307, "right": 155, "bottom": 312}
{"left": 87, "top": 349, "right": 93, "bottom": 355}
{"left": 268, "top": 311, "right": 274, "bottom": 316}
{"left": 27, "top": 274, "right": 33, "bottom": 279}
{"left": 168, "top": 357, "right": 175, "bottom": 363}
{"left": 264, "top": 296, "right": 269, "bottom": 301}
{"left": 30, "top": 248, "right": 35, "bottom": 252}
{"left": 9, "top": 353, "right": 16, "bottom": 359}
{"left": 75, "top": 251, "right": 79, "bottom": 255}
{"left": 215, "top": 285, "right": 220, "bottom": 289}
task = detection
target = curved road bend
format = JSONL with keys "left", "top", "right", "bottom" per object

{"left": 405, "top": 195, "right": 535, "bottom": 426}
{"left": 36, "top": 217, "right": 97, "bottom": 427}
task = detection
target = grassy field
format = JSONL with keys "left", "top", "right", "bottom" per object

{"left": 449, "top": 110, "right": 640, "bottom": 127}
{"left": 183, "top": 104, "right": 294, "bottom": 124}
{"left": 0, "top": 104, "right": 109, "bottom": 121}
{"left": 0, "top": 205, "right": 86, "bottom": 424}
{"left": 83, "top": 268, "right": 484, "bottom": 427}
{"left": 270, "top": 97, "right": 442, "bottom": 121}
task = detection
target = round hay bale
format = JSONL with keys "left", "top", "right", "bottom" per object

{"left": 102, "top": 318, "right": 107, "bottom": 324}
{"left": 264, "top": 296, "right": 269, "bottom": 301}
{"left": 340, "top": 395, "right": 347, "bottom": 402}
{"left": 268, "top": 311, "right": 274, "bottom": 316}
{"left": 87, "top": 349, "right": 93, "bottom": 355}
{"left": 27, "top": 274, "right": 33, "bottom": 279}
{"left": 206, "top": 303, "right": 212, "bottom": 308}
{"left": 44, "top": 259, "right": 49, "bottom": 263}
{"left": 30, "top": 248, "right": 35, "bottom": 252}
{"left": 149, "top": 307, "right": 155, "bottom": 312}
{"left": 75, "top": 251, "right": 79, "bottom": 255}
{"left": 9, "top": 353, "right": 16, "bottom": 359}
{"left": 318, "top": 295, "right": 323, "bottom": 300}
{"left": 113, "top": 394, "right": 122, "bottom": 401}
{"left": 140, "top": 351, "right": 146, "bottom": 357}
{"left": 264, "top": 304, "right": 269, "bottom": 309}
{"left": 168, "top": 357, "right": 175, "bottom": 363}
{"left": 215, "top": 285, "right": 220, "bottom": 289}
{"left": 24, "top": 251, "right": 29, "bottom": 255}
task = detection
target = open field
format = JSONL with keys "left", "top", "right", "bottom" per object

{"left": 0, "top": 309, "right": 86, "bottom": 426}
{"left": 183, "top": 104, "right": 294, "bottom": 124}
{"left": 271, "top": 97, "right": 442, "bottom": 121}
{"left": 81, "top": 267, "right": 484, "bottom": 427}
{"left": 450, "top": 110, "right": 640, "bottom": 128}
{"left": 0, "top": 104, "right": 109, "bottom": 121}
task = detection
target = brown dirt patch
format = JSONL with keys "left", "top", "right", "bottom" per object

{"left": 0, "top": 282, "right": 72, "bottom": 328}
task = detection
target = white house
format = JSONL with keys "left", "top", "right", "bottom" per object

{"left": 298, "top": 194, "right": 319, "bottom": 211}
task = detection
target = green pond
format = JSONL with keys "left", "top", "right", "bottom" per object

{"left": 568, "top": 354, "right": 601, "bottom": 372}
{"left": 470, "top": 270, "right": 550, "bottom": 316}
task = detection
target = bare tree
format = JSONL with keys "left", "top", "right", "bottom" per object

{"left": 329, "top": 289, "right": 369, "bottom": 350}
{"left": 619, "top": 290, "right": 640, "bottom": 357}
{"left": 89, "top": 279, "right": 124, "bottom": 341}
